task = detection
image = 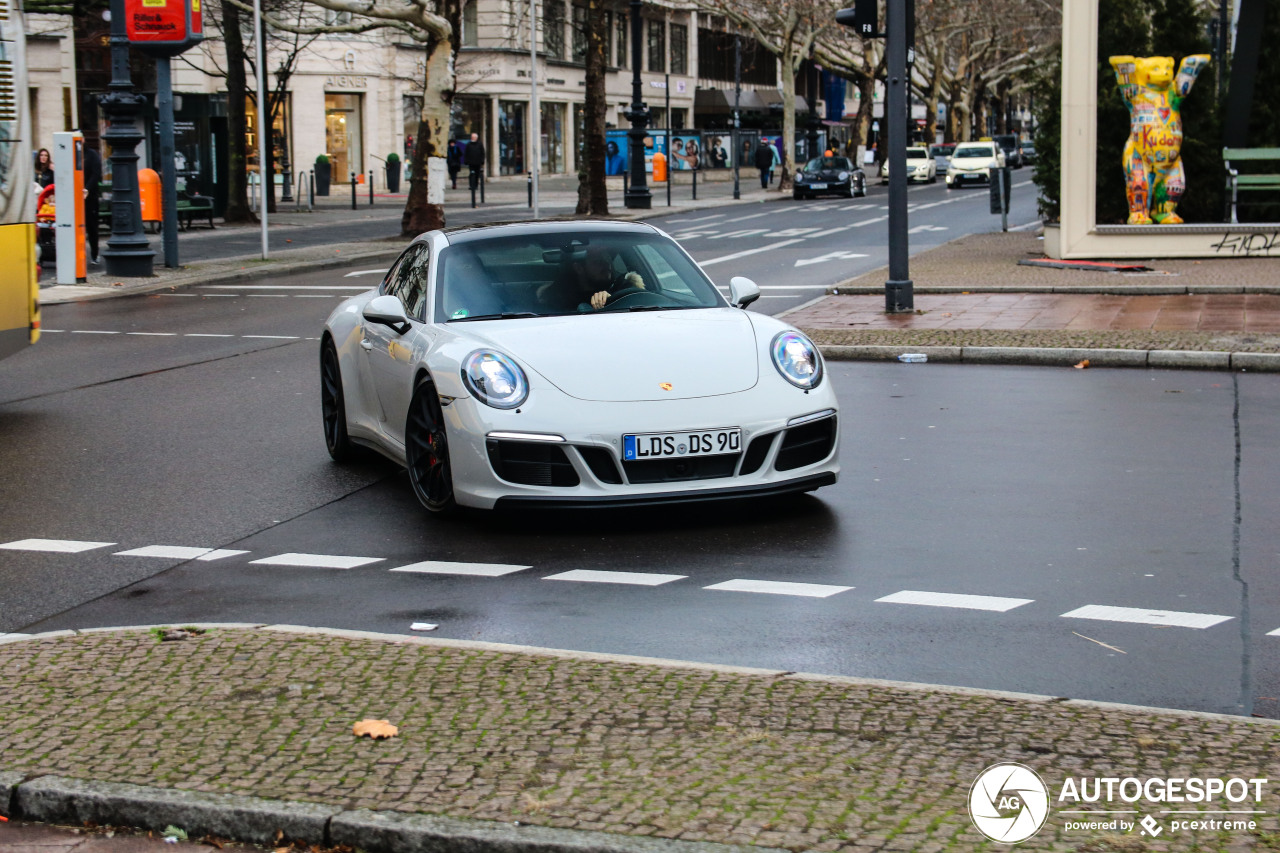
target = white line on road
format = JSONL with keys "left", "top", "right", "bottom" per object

{"left": 1060, "top": 604, "right": 1232, "bottom": 630}
{"left": 198, "top": 550, "right": 251, "bottom": 561}
{"left": 249, "top": 553, "right": 385, "bottom": 569}
{"left": 126, "top": 332, "right": 178, "bottom": 336}
{"left": 722, "top": 211, "right": 774, "bottom": 223}
{"left": 673, "top": 213, "right": 729, "bottom": 225}
{"left": 545, "top": 570, "right": 686, "bottom": 586}
{"left": 698, "top": 239, "right": 806, "bottom": 267}
{"left": 184, "top": 334, "right": 236, "bottom": 337}
{"left": 0, "top": 538, "right": 116, "bottom": 553}
{"left": 71, "top": 330, "right": 119, "bottom": 335}
{"left": 704, "top": 579, "right": 852, "bottom": 598}
{"left": 851, "top": 216, "right": 889, "bottom": 228}
{"left": 876, "top": 590, "right": 1034, "bottom": 612}
{"left": 390, "top": 560, "right": 531, "bottom": 577}
{"left": 242, "top": 335, "right": 302, "bottom": 340}
{"left": 1269, "top": 627, "right": 1280, "bottom": 637}
{"left": 114, "top": 546, "right": 218, "bottom": 559}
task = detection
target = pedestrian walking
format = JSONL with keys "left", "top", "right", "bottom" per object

{"left": 753, "top": 140, "right": 774, "bottom": 189}
{"left": 33, "top": 148, "right": 54, "bottom": 188}
{"left": 464, "top": 132, "right": 486, "bottom": 192}
{"left": 83, "top": 146, "right": 102, "bottom": 264}
{"left": 447, "top": 141, "right": 462, "bottom": 189}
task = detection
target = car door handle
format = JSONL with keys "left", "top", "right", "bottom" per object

{"left": 360, "top": 339, "right": 373, "bottom": 350}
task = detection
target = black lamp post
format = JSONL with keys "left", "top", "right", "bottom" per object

{"left": 805, "top": 47, "right": 821, "bottom": 160}
{"left": 732, "top": 34, "right": 741, "bottom": 200}
{"left": 100, "top": 0, "right": 155, "bottom": 277}
{"left": 623, "top": 0, "right": 651, "bottom": 209}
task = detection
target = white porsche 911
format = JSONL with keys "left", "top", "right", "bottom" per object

{"left": 320, "top": 221, "right": 839, "bottom": 513}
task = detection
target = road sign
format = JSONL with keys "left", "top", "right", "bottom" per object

{"left": 125, "top": 0, "right": 203, "bottom": 56}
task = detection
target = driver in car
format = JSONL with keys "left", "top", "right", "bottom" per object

{"left": 541, "top": 244, "right": 645, "bottom": 312}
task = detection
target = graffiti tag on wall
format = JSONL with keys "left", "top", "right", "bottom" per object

{"left": 1210, "top": 232, "right": 1280, "bottom": 257}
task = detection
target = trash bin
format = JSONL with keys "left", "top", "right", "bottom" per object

{"left": 138, "top": 168, "right": 162, "bottom": 232}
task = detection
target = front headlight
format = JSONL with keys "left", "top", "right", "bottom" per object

{"left": 771, "top": 331, "right": 823, "bottom": 389}
{"left": 461, "top": 350, "right": 529, "bottom": 409}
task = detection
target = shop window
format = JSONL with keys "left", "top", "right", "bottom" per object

{"left": 245, "top": 93, "right": 292, "bottom": 178}
{"left": 325, "top": 93, "right": 363, "bottom": 181}
{"left": 498, "top": 100, "right": 525, "bottom": 175}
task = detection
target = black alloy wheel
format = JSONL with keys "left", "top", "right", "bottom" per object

{"left": 320, "top": 339, "right": 357, "bottom": 462}
{"left": 406, "top": 377, "right": 456, "bottom": 514}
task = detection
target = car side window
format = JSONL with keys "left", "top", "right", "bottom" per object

{"left": 380, "top": 247, "right": 415, "bottom": 298}
{"left": 398, "top": 246, "right": 432, "bottom": 321}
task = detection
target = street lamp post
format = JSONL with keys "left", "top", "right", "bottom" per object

{"left": 100, "top": 0, "right": 154, "bottom": 277}
{"left": 732, "top": 34, "right": 741, "bottom": 200}
{"left": 623, "top": 0, "right": 650, "bottom": 209}
{"left": 883, "top": 0, "right": 912, "bottom": 312}
{"left": 805, "top": 47, "right": 820, "bottom": 160}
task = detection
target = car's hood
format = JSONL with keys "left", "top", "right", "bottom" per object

{"left": 463, "top": 309, "right": 760, "bottom": 402}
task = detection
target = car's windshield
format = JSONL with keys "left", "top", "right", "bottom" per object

{"left": 905, "top": 148, "right": 930, "bottom": 159}
{"left": 434, "top": 231, "right": 726, "bottom": 321}
{"left": 803, "top": 157, "right": 852, "bottom": 172}
{"left": 954, "top": 146, "right": 993, "bottom": 158}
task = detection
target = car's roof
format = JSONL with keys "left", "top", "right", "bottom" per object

{"left": 437, "top": 220, "right": 658, "bottom": 247}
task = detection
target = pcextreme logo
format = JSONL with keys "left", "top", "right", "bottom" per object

{"left": 969, "top": 763, "right": 1270, "bottom": 844}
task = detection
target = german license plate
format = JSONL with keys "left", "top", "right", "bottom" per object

{"left": 623, "top": 429, "right": 742, "bottom": 461}
{"left": 809, "top": 182, "right": 828, "bottom": 190}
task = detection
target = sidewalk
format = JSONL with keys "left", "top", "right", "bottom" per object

{"left": 0, "top": 625, "right": 1277, "bottom": 852}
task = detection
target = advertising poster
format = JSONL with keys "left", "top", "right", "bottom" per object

{"left": 669, "top": 134, "right": 701, "bottom": 171}
{"left": 604, "top": 130, "right": 627, "bottom": 175}
{"left": 702, "top": 134, "right": 731, "bottom": 169}
{"left": 643, "top": 131, "right": 667, "bottom": 173}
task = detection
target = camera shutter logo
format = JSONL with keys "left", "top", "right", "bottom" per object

{"left": 969, "top": 763, "right": 1050, "bottom": 843}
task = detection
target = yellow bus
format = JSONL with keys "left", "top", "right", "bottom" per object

{"left": 0, "top": 0, "right": 39, "bottom": 363}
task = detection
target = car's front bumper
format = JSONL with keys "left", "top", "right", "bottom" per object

{"left": 440, "top": 386, "right": 841, "bottom": 510}
{"left": 947, "top": 168, "right": 991, "bottom": 184}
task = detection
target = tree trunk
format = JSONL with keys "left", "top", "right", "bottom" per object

{"left": 855, "top": 72, "right": 875, "bottom": 152}
{"left": 575, "top": 0, "right": 608, "bottom": 215}
{"left": 221, "top": 0, "right": 254, "bottom": 223}
{"left": 778, "top": 44, "right": 797, "bottom": 191}
{"left": 401, "top": 35, "right": 454, "bottom": 237}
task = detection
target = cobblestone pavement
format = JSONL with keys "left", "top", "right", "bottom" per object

{"left": 2, "top": 628, "right": 1278, "bottom": 852}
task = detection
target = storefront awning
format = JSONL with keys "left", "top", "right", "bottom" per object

{"left": 694, "top": 88, "right": 771, "bottom": 114}
{"left": 760, "top": 90, "right": 809, "bottom": 112}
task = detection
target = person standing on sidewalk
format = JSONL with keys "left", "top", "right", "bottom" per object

{"left": 464, "top": 132, "right": 486, "bottom": 192}
{"left": 447, "top": 141, "right": 462, "bottom": 189}
{"left": 753, "top": 140, "right": 774, "bottom": 189}
{"left": 83, "top": 146, "right": 102, "bottom": 264}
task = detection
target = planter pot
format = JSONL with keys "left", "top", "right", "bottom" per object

{"left": 314, "top": 162, "right": 332, "bottom": 196}
{"left": 386, "top": 165, "right": 401, "bottom": 194}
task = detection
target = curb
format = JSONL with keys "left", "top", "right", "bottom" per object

{"left": 818, "top": 344, "right": 1280, "bottom": 371}
{"left": 2, "top": 775, "right": 783, "bottom": 853}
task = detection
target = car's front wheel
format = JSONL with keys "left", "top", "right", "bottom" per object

{"left": 856, "top": 177, "right": 867, "bottom": 197}
{"left": 405, "top": 376, "right": 456, "bottom": 514}
{"left": 320, "top": 338, "right": 357, "bottom": 462}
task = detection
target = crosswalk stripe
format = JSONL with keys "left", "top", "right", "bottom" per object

{"left": 249, "top": 553, "right": 384, "bottom": 569}
{"left": 115, "top": 546, "right": 218, "bottom": 559}
{"left": 544, "top": 570, "right": 685, "bottom": 586}
{"left": 0, "top": 539, "right": 116, "bottom": 553}
{"left": 198, "top": 550, "right": 251, "bottom": 561}
{"left": 704, "top": 579, "right": 852, "bottom": 598}
{"left": 1269, "top": 627, "right": 1280, "bottom": 637}
{"left": 1060, "top": 604, "right": 1232, "bottom": 630}
{"left": 390, "top": 560, "right": 530, "bottom": 577}
{"left": 876, "top": 590, "right": 1034, "bottom": 612}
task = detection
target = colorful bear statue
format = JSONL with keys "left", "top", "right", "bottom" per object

{"left": 1108, "top": 53, "right": 1211, "bottom": 224}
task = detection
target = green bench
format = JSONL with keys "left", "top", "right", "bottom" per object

{"left": 1224, "top": 147, "right": 1280, "bottom": 223}
{"left": 96, "top": 180, "right": 216, "bottom": 231}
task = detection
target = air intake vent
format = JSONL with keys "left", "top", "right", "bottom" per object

{"left": 486, "top": 440, "right": 579, "bottom": 487}
{"left": 775, "top": 416, "right": 836, "bottom": 471}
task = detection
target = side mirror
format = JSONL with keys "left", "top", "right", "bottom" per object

{"left": 362, "top": 294, "right": 412, "bottom": 335}
{"left": 728, "top": 276, "right": 761, "bottom": 309}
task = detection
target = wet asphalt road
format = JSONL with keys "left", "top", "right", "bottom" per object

{"left": 1, "top": 276, "right": 1277, "bottom": 717}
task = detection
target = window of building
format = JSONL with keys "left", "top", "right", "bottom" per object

{"left": 462, "top": 0, "right": 478, "bottom": 46}
{"left": 324, "top": 93, "right": 363, "bottom": 181}
{"left": 245, "top": 93, "right": 293, "bottom": 177}
{"left": 403, "top": 95, "right": 422, "bottom": 161}
{"left": 571, "top": 5, "right": 586, "bottom": 62}
{"left": 544, "top": 0, "right": 565, "bottom": 60}
{"left": 646, "top": 19, "right": 665, "bottom": 73}
{"left": 670, "top": 23, "right": 687, "bottom": 75}
{"left": 614, "top": 14, "right": 627, "bottom": 68}
{"left": 498, "top": 100, "right": 526, "bottom": 175}
{"left": 325, "top": 8, "right": 352, "bottom": 25}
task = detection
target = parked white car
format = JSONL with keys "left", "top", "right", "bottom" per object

{"left": 321, "top": 221, "right": 840, "bottom": 513}
{"left": 946, "top": 141, "right": 1006, "bottom": 188}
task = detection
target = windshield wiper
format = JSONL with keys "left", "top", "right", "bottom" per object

{"left": 448, "top": 312, "right": 541, "bottom": 322}
{"left": 625, "top": 304, "right": 689, "bottom": 312}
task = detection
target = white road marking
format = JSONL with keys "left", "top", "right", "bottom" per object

{"left": 248, "top": 294, "right": 290, "bottom": 298}
{"left": 704, "top": 579, "right": 852, "bottom": 598}
{"left": 184, "top": 334, "right": 236, "bottom": 338}
{"left": 1268, "top": 627, "right": 1280, "bottom": 637}
{"left": 242, "top": 335, "right": 301, "bottom": 340}
{"left": 72, "top": 330, "right": 119, "bottom": 335}
{"left": 794, "top": 251, "right": 869, "bottom": 267}
{"left": 249, "top": 553, "right": 384, "bottom": 569}
{"left": 197, "top": 285, "right": 369, "bottom": 290}
{"left": 876, "top": 590, "right": 1034, "bottom": 612}
{"left": 126, "top": 332, "right": 177, "bottom": 337}
{"left": 851, "top": 216, "right": 889, "bottom": 227}
{"left": 198, "top": 549, "right": 251, "bottom": 561}
{"left": 673, "top": 213, "right": 728, "bottom": 224}
{"left": 909, "top": 224, "right": 949, "bottom": 234}
{"left": 0, "top": 538, "right": 115, "bottom": 553}
{"left": 114, "top": 545, "right": 217, "bottom": 559}
{"left": 722, "top": 211, "right": 773, "bottom": 223}
{"left": 1060, "top": 604, "right": 1232, "bottom": 630}
{"left": 344, "top": 269, "right": 389, "bottom": 277}
{"left": 544, "top": 569, "right": 686, "bottom": 586}
{"left": 698, "top": 239, "right": 806, "bottom": 267}
{"left": 390, "top": 560, "right": 530, "bottom": 577}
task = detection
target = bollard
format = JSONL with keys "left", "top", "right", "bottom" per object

{"left": 528, "top": 172, "right": 533, "bottom": 208}
{"left": 471, "top": 181, "right": 477, "bottom": 209}
{"left": 623, "top": 170, "right": 628, "bottom": 196}
{"left": 480, "top": 173, "right": 485, "bottom": 204}
{"left": 351, "top": 173, "right": 357, "bottom": 210}
{"left": 692, "top": 168, "right": 698, "bottom": 200}
{"left": 308, "top": 171, "right": 315, "bottom": 211}
{"left": 369, "top": 170, "right": 374, "bottom": 206}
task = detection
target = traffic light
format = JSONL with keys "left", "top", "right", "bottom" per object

{"left": 835, "top": 0, "right": 878, "bottom": 38}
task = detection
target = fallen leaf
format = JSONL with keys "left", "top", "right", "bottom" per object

{"left": 1073, "top": 359, "right": 1090, "bottom": 369}
{"left": 1072, "top": 631, "right": 1126, "bottom": 654}
{"left": 353, "top": 719, "right": 399, "bottom": 739}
